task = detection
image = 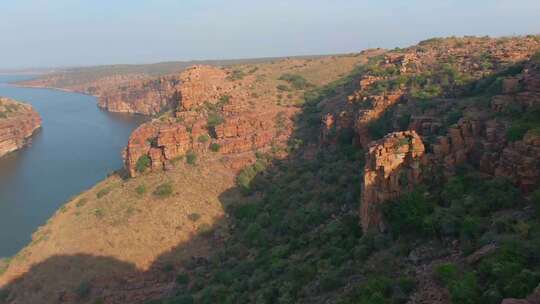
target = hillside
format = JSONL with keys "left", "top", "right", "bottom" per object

{"left": 1, "top": 35, "right": 540, "bottom": 304}
{"left": 15, "top": 55, "right": 331, "bottom": 115}
{"left": 0, "top": 97, "right": 41, "bottom": 157}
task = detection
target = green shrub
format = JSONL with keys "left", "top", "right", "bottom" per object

{"left": 448, "top": 272, "right": 480, "bottom": 304}
{"left": 75, "top": 281, "right": 92, "bottom": 299}
{"left": 276, "top": 84, "right": 290, "bottom": 92}
{"left": 176, "top": 273, "right": 190, "bottom": 285}
{"left": 236, "top": 158, "right": 268, "bottom": 193}
{"left": 135, "top": 184, "right": 147, "bottom": 196}
{"left": 207, "top": 113, "right": 224, "bottom": 128}
{"left": 96, "top": 187, "right": 111, "bottom": 199}
{"left": 434, "top": 263, "right": 459, "bottom": 285}
{"left": 382, "top": 189, "right": 434, "bottom": 236}
{"left": 186, "top": 151, "right": 197, "bottom": 165}
{"left": 153, "top": 183, "right": 173, "bottom": 198}
{"left": 279, "top": 74, "right": 311, "bottom": 90}
{"left": 531, "top": 51, "right": 540, "bottom": 64}
{"left": 209, "top": 143, "right": 220, "bottom": 152}
{"left": 136, "top": 155, "right": 151, "bottom": 173}
{"left": 532, "top": 189, "right": 540, "bottom": 218}
{"left": 227, "top": 70, "right": 245, "bottom": 81}
{"left": 188, "top": 213, "right": 201, "bottom": 222}
{"left": 166, "top": 295, "right": 194, "bottom": 304}
{"left": 0, "top": 288, "right": 9, "bottom": 302}
{"left": 197, "top": 134, "right": 210, "bottom": 143}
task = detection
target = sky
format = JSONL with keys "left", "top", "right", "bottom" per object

{"left": 0, "top": 0, "right": 539, "bottom": 69}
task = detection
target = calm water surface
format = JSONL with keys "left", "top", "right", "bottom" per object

{"left": 0, "top": 75, "right": 147, "bottom": 257}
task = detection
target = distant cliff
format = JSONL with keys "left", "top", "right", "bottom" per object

{"left": 0, "top": 97, "right": 42, "bottom": 157}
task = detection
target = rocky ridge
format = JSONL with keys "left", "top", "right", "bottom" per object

{"left": 0, "top": 97, "right": 42, "bottom": 157}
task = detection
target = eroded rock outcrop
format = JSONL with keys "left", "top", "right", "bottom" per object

{"left": 360, "top": 131, "right": 425, "bottom": 232}
{"left": 97, "top": 75, "right": 183, "bottom": 115}
{"left": 322, "top": 36, "right": 540, "bottom": 148}
{"left": 0, "top": 97, "right": 42, "bottom": 157}
{"left": 124, "top": 65, "right": 296, "bottom": 177}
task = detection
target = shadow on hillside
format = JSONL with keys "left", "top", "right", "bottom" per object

{"left": 2, "top": 56, "right": 527, "bottom": 304}
{"left": 0, "top": 65, "right": 368, "bottom": 304}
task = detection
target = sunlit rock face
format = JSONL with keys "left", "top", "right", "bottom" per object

{"left": 360, "top": 131, "right": 425, "bottom": 232}
{"left": 0, "top": 97, "right": 41, "bottom": 157}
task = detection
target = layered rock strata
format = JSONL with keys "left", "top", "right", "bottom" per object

{"left": 0, "top": 97, "right": 42, "bottom": 157}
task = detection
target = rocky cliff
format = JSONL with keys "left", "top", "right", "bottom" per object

{"left": 0, "top": 97, "right": 42, "bottom": 157}
{"left": 124, "top": 65, "right": 296, "bottom": 177}
{"left": 346, "top": 37, "right": 540, "bottom": 232}
{"left": 360, "top": 131, "right": 425, "bottom": 232}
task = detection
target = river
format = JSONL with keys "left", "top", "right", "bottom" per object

{"left": 0, "top": 75, "right": 147, "bottom": 257}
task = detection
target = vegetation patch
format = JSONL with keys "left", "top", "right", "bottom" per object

{"left": 153, "top": 182, "right": 173, "bottom": 198}
{"left": 186, "top": 151, "right": 197, "bottom": 165}
{"left": 136, "top": 155, "right": 151, "bottom": 173}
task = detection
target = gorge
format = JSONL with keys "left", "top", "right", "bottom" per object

{"left": 0, "top": 75, "right": 147, "bottom": 257}
{"left": 0, "top": 36, "right": 539, "bottom": 304}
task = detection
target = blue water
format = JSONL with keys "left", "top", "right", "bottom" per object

{"left": 0, "top": 75, "right": 147, "bottom": 257}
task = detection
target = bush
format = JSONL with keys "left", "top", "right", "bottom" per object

{"left": 186, "top": 151, "right": 197, "bottom": 165}
{"left": 227, "top": 69, "right": 245, "bottom": 81}
{"left": 176, "top": 273, "right": 190, "bottom": 285}
{"left": 532, "top": 189, "right": 540, "bottom": 218}
{"left": 434, "top": 263, "right": 459, "bottom": 285}
{"left": 96, "top": 187, "right": 111, "bottom": 199}
{"left": 75, "top": 281, "right": 92, "bottom": 299}
{"left": 276, "top": 84, "right": 290, "bottom": 92}
{"left": 135, "top": 184, "right": 147, "bottom": 196}
{"left": 154, "top": 183, "right": 173, "bottom": 198}
{"left": 188, "top": 213, "right": 201, "bottom": 222}
{"left": 136, "top": 155, "right": 151, "bottom": 173}
{"left": 207, "top": 113, "right": 224, "bottom": 128}
{"left": 197, "top": 134, "right": 210, "bottom": 143}
{"left": 448, "top": 272, "right": 480, "bottom": 304}
{"left": 209, "top": 143, "right": 221, "bottom": 152}
{"left": 279, "top": 74, "right": 311, "bottom": 90}
{"left": 236, "top": 159, "right": 268, "bottom": 193}
{"left": 383, "top": 189, "right": 434, "bottom": 236}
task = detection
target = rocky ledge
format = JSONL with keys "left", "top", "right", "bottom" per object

{"left": 0, "top": 97, "right": 42, "bottom": 157}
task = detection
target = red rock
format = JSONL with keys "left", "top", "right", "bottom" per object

{"left": 0, "top": 97, "right": 42, "bottom": 157}
{"left": 360, "top": 131, "right": 425, "bottom": 232}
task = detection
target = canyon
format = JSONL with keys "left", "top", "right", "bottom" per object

{"left": 0, "top": 36, "right": 539, "bottom": 304}
{"left": 0, "top": 97, "right": 41, "bottom": 158}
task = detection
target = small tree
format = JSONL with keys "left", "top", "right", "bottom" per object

{"left": 186, "top": 151, "right": 197, "bottom": 165}
{"left": 210, "top": 143, "right": 221, "bottom": 152}
{"left": 136, "top": 155, "right": 151, "bottom": 173}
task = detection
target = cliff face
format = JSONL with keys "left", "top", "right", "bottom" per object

{"left": 97, "top": 76, "right": 182, "bottom": 115}
{"left": 321, "top": 36, "right": 540, "bottom": 148}
{"left": 355, "top": 38, "right": 540, "bottom": 232}
{"left": 124, "top": 65, "right": 296, "bottom": 177}
{"left": 360, "top": 131, "right": 425, "bottom": 232}
{"left": 0, "top": 97, "right": 42, "bottom": 157}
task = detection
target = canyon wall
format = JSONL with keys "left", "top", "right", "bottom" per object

{"left": 0, "top": 97, "right": 42, "bottom": 157}
{"left": 356, "top": 38, "right": 540, "bottom": 232}
{"left": 124, "top": 65, "right": 296, "bottom": 177}
{"left": 360, "top": 131, "right": 425, "bottom": 232}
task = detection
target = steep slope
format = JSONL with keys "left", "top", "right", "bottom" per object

{"left": 0, "top": 97, "right": 41, "bottom": 157}
{"left": 0, "top": 53, "right": 367, "bottom": 304}
{"left": 16, "top": 56, "right": 330, "bottom": 115}
{"left": 1, "top": 36, "right": 539, "bottom": 304}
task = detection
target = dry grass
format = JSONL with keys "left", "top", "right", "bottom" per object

{"left": 0, "top": 159, "right": 239, "bottom": 302}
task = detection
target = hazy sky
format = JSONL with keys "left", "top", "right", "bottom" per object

{"left": 1, "top": 0, "right": 539, "bottom": 69}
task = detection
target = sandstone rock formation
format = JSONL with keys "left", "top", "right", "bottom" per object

{"left": 124, "top": 65, "right": 296, "bottom": 177}
{"left": 0, "top": 97, "right": 42, "bottom": 157}
{"left": 321, "top": 36, "right": 540, "bottom": 148}
{"left": 358, "top": 43, "right": 540, "bottom": 232}
{"left": 360, "top": 131, "right": 425, "bottom": 232}
{"left": 97, "top": 76, "right": 182, "bottom": 115}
